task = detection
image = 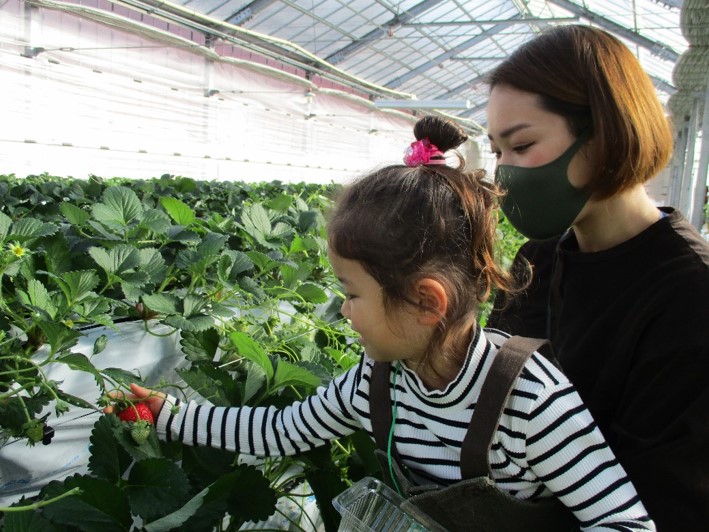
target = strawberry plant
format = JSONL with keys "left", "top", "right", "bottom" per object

{"left": 0, "top": 173, "right": 523, "bottom": 530}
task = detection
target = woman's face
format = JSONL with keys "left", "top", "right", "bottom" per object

{"left": 486, "top": 84, "right": 591, "bottom": 188}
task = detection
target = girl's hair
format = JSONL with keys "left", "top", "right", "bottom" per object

{"left": 488, "top": 24, "right": 673, "bottom": 200}
{"left": 328, "top": 115, "right": 517, "bottom": 361}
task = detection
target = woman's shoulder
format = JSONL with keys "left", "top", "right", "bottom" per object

{"left": 663, "top": 208, "right": 709, "bottom": 268}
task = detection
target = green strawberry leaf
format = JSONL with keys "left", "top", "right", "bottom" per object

{"left": 140, "top": 208, "right": 172, "bottom": 235}
{"left": 39, "top": 474, "right": 132, "bottom": 532}
{"left": 160, "top": 196, "right": 195, "bottom": 226}
{"left": 229, "top": 331, "right": 273, "bottom": 380}
{"left": 166, "top": 226, "right": 201, "bottom": 243}
{"left": 60, "top": 202, "right": 91, "bottom": 226}
{"left": 272, "top": 359, "right": 320, "bottom": 392}
{"left": 219, "top": 464, "right": 278, "bottom": 525}
{"left": 137, "top": 248, "right": 167, "bottom": 284}
{"left": 180, "top": 328, "right": 220, "bottom": 363}
{"left": 0, "top": 210, "right": 11, "bottom": 240}
{"left": 56, "top": 389, "right": 97, "bottom": 411}
{"left": 41, "top": 233, "right": 73, "bottom": 275}
{"left": 2, "top": 504, "right": 55, "bottom": 531}
{"left": 165, "top": 314, "right": 214, "bottom": 332}
{"left": 113, "top": 420, "right": 162, "bottom": 461}
{"left": 100, "top": 367, "right": 145, "bottom": 387}
{"left": 180, "top": 445, "right": 239, "bottom": 489}
{"left": 92, "top": 186, "right": 143, "bottom": 228}
{"left": 51, "top": 270, "right": 100, "bottom": 305}
{"left": 241, "top": 203, "right": 272, "bottom": 243}
{"left": 296, "top": 282, "right": 328, "bottom": 304}
{"left": 87, "top": 220, "right": 123, "bottom": 241}
{"left": 88, "top": 415, "right": 132, "bottom": 482}
{"left": 197, "top": 232, "right": 229, "bottom": 256}
{"left": 238, "top": 276, "right": 266, "bottom": 302}
{"left": 143, "top": 486, "right": 212, "bottom": 532}
{"left": 57, "top": 353, "right": 103, "bottom": 388}
{"left": 7, "top": 217, "right": 57, "bottom": 241}
{"left": 38, "top": 321, "right": 80, "bottom": 354}
{"left": 18, "top": 279, "right": 57, "bottom": 318}
{"left": 217, "top": 250, "right": 254, "bottom": 286}
{"left": 89, "top": 245, "right": 140, "bottom": 276}
{"left": 141, "top": 293, "right": 178, "bottom": 315}
{"left": 244, "top": 251, "right": 278, "bottom": 272}
{"left": 176, "top": 364, "right": 237, "bottom": 407}
{"left": 243, "top": 363, "right": 266, "bottom": 405}
{"left": 126, "top": 457, "right": 190, "bottom": 521}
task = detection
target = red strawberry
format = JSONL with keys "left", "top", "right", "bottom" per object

{"left": 117, "top": 403, "right": 154, "bottom": 425}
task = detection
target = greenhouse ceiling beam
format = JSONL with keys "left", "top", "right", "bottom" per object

{"left": 650, "top": 0, "right": 681, "bottom": 8}
{"left": 457, "top": 101, "right": 487, "bottom": 120}
{"left": 548, "top": 0, "right": 679, "bottom": 62}
{"left": 325, "top": 0, "right": 446, "bottom": 66}
{"left": 225, "top": 0, "right": 278, "bottom": 26}
{"left": 652, "top": 75, "right": 676, "bottom": 95}
{"left": 104, "top": 0, "right": 415, "bottom": 99}
{"left": 437, "top": 73, "right": 486, "bottom": 100}
{"left": 401, "top": 16, "right": 577, "bottom": 27}
{"left": 384, "top": 18, "right": 519, "bottom": 90}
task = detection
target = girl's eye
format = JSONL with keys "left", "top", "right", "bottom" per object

{"left": 490, "top": 149, "right": 501, "bottom": 160}
{"left": 513, "top": 143, "right": 533, "bottom": 153}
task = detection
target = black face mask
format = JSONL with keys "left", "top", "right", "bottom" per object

{"left": 494, "top": 132, "right": 592, "bottom": 240}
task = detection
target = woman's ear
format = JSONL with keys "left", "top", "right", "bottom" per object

{"left": 414, "top": 278, "right": 448, "bottom": 325}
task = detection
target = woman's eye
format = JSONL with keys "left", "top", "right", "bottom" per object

{"left": 490, "top": 150, "right": 501, "bottom": 159}
{"left": 513, "top": 143, "right": 533, "bottom": 153}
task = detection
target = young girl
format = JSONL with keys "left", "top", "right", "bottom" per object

{"left": 118, "top": 116, "right": 655, "bottom": 531}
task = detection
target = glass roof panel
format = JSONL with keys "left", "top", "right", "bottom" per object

{"left": 171, "top": 0, "right": 690, "bottom": 127}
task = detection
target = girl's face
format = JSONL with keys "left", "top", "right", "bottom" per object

{"left": 328, "top": 250, "right": 431, "bottom": 365}
{"left": 486, "top": 84, "right": 591, "bottom": 189}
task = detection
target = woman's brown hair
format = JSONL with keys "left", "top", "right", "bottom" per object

{"left": 328, "top": 115, "right": 517, "bottom": 367}
{"left": 488, "top": 24, "right": 673, "bottom": 200}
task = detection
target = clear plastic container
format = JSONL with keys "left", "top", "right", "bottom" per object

{"left": 332, "top": 477, "right": 442, "bottom": 532}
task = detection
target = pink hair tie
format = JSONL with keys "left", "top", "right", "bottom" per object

{"left": 403, "top": 138, "right": 446, "bottom": 166}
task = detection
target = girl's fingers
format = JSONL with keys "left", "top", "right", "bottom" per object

{"left": 129, "top": 383, "right": 167, "bottom": 417}
{"left": 102, "top": 384, "right": 166, "bottom": 415}
{"left": 128, "top": 383, "right": 150, "bottom": 398}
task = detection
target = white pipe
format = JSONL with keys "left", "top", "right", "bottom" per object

{"left": 679, "top": 98, "right": 700, "bottom": 217}
{"left": 689, "top": 73, "right": 709, "bottom": 229}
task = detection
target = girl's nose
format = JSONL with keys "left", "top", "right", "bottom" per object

{"left": 340, "top": 299, "right": 350, "bottom": 319}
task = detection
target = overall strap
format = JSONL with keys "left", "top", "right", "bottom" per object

{"left": 370, "top": 361, "right": 401, "bottom": 460}
{"left": 460, "top": 336, "right": 548, "bottom": 480}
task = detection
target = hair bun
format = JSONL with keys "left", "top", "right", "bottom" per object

{"left": 413, "top": 115, "right": 468, "bottom": 152}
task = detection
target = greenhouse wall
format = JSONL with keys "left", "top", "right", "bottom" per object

{"left": 0, "top": 0, "right": 436, "bottom": 183}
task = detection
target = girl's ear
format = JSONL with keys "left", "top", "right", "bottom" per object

{"left": 414, "top": 278, "right": 448, "bottom": 325}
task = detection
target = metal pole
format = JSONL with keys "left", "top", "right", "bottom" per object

{"left": 669, "top": 124, "right": 688, "bottom": 207}
{"left": 689, "top": 74, "right": 709, "bottom": 230}
{"left": 679, "top": 98, "right": 700, "bottom": 217}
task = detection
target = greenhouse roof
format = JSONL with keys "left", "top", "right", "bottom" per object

{"left": 165, "top": 0, "right": 690, "bottom": 130}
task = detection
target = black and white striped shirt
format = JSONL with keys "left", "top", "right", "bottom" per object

{"left": 156, "top": 328, "right": 655, "bottom": 531}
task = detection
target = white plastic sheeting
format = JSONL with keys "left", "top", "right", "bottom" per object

{"left": 0, "top": 0, "right": 427, "bottom": 183}
{"left": 0, "top": 321, "right": 184, "bottom": 506}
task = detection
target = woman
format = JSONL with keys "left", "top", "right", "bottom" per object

{"left": 486, "top": 25, "right": 709, "bottom": 530}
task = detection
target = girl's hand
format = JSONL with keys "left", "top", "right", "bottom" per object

{"left": 103, "top": 383, "right": 167, "bottom": 420}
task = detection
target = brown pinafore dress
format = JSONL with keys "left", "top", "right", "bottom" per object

{"left": 368, "top": 336, "right": 577, "bottom": 532}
